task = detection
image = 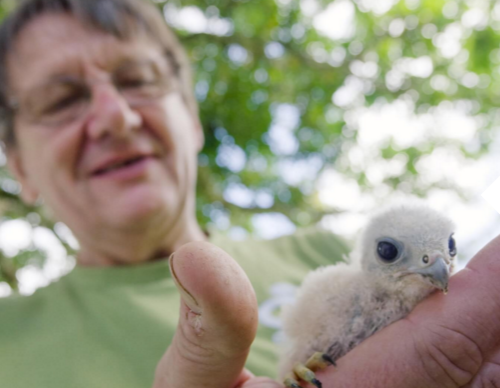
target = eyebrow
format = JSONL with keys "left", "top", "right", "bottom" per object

{"left": 114, "top": 58, "right": 166, "bottom": 74}
{"left": 32, "top": 57, "right": 167, "bottom": 89}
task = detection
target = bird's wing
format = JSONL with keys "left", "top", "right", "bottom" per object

{"left": 279, "top": 262, "right": 362, "bottom": 376}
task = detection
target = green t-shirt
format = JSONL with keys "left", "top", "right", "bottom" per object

{"left": 0, "top": 228, "right": 348, "bottom": 387}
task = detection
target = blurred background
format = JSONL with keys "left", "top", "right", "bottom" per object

{"left": 0, "top": 0, "right": 499, "bottom": 296}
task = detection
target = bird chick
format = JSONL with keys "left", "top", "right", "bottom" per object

{"left": 279, "top": 202, "right": 457, "bottom": 388}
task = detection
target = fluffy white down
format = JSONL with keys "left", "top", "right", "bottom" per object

{"left": 278, "top": 201, "right": 455, "bottom": 379}
{"left": 279, "top": 262, "right": 359, "bottom": 376}
{"left": 278, "top": 263, "right": 434, "bottom": 377}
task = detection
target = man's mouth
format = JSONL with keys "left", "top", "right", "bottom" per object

{"left": 93, "top": 155, "right": 152, "bottom": 177}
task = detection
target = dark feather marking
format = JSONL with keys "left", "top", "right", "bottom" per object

{"left": 373, "top": 291, "right": 390, "bottom": 305}
{"left": 323, "top": 292, "right": 411, "bottom": 364}
{"left": 326, "top": 341, "right": 344, "bottom": 363}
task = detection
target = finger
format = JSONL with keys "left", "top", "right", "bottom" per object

{"left": 238, "top": 377, "right": 285, "bottom": 388}
{"left": 313, "top": 234, "right": 500, "bottom": 388}
{"left": 233, "top": 368, "right": 256, "bottom": 388}
{"left": 461, "top": 345, "right": 500, "bottom": 388}
{"left": 153, "top": 242, "right": 258, "bottom": 388}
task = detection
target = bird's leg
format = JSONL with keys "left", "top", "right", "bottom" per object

{"left": 305, "top": 352, "right": 336, "bottom": 370}
{"left": 284, "top": 353, "right": 336, "bottom": 388}
{"left": 293, "top": 364, "right": 322, "bottom": 388}
{"left": 284, "top": 374, "right": 304, "bottom": 388}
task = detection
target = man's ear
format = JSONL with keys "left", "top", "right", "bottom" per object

{"left": 6, "top": 148, "right": 39, "bottom": 205}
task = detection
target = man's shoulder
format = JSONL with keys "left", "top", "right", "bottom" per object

{"left": 0, "top": 284, "right": 52, "bottom": 342}
{"left": 0, "top": 275, "right": 70, "bottom": 320}
{"left": 210, "top": 226, "right": 351, "bottom": 269}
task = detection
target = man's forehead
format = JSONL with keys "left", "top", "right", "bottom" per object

{"left": 8, "top": 12, "right": 164, "bottom": 91}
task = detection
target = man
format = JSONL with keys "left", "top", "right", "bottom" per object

{"left": 0, "top": 0, "right": 498, "bottom": 387}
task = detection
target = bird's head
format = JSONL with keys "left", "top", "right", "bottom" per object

{"left": 357, "top": 202, "right": 456, "bottom": 293}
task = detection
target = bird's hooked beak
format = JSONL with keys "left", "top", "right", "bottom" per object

{"left": 402, "top": 256, "right": 450, "bottom": 294}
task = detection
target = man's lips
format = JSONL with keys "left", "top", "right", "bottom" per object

{"left": 90, "top": 153, "right": 157, "bottom": 177}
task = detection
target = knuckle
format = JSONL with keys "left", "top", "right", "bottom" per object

{"left": 177, "top": 319, "right": 217, "bottom": 361}
{"left": 470, "top": 361, "right": 500, "bottom": 388}
{"left": 415, "top": 323, "right": 484, "bottom": 387}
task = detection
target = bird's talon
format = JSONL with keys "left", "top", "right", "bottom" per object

{"left": 303, "top": 352, "right": 335, "bottom": 370}
{"left": 311, "top": 378, "right": 322, "bottom": 388}
{"left": 292, "top": 363, "right": 321, "bottom": 387}
{"left": 321, "top": 353, "right": 336, "bottom": 367}
{"left": 284, "top": 376, "right": 303, "bottom": 388}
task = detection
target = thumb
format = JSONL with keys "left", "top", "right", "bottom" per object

{"left": 153, "top": 241, "right": 259, "bottom": 388}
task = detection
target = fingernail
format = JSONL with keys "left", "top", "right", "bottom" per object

{"left": 169, "top": 253, "right": 202, "bottom": 314}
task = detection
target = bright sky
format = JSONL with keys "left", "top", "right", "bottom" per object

{"left": 317, "top": 101, "right": 500, "bottom": 273}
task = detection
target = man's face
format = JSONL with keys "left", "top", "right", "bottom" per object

{"left": 6, "top": 13, "right": 203, "bottom": 241}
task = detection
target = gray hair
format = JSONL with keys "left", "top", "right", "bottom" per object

{"left": 0, "top": 0, "right": 197, "bottom": 147}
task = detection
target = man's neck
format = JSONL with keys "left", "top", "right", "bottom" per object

{"left": 76, "top": 219, "right": 208, "bottom": 267}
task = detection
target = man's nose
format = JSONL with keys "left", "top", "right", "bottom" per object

{"left": 86, "top": 85, "right": 142, "bottom": 140}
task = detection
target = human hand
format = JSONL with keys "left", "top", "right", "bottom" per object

{"left": 152, "top": 241, "right": 282, "bottom": 388}
{"left": 313, "top": 234, "right": 500, "bottom": 387}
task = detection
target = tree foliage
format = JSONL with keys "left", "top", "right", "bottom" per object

{"left": 0, "top": 0, "right": 497, "bottom": 289}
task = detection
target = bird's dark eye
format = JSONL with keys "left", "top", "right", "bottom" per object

{"left": 448, "top": 235, "right": 457, "bottom": 257}
{"left": 377, "top": 241, "right": 399, "bottom": 262}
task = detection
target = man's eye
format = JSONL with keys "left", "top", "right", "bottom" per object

{"left": 119, "top": 77, "right": 155, "bottom": 89}
{"left": 44, "top": 94, "right": 84, "bottom": 114}
{"left": 118, "top": 76, "right": 165, "bottom": 101}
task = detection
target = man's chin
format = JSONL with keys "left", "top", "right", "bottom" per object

{"left": 103, "top": 189, "right": 175, "bottom": 228}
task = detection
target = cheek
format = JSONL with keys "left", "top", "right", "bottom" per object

{"left": 156, "top": 94, "right": 199, "bottom": 147}
{"left": 138, "top": 104, "right": 174, "bottom": 155}
{"left": 19, "top": 123, "right": 83, "bottom": 186}
{"left": 52, "top": 124, "right": 84, "bottom": 169}
{"left": 141, "top": 96, "right": 200, "bottom": 165}
{"left": 16, "top": 130, "right": 51, "bottom": 186}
